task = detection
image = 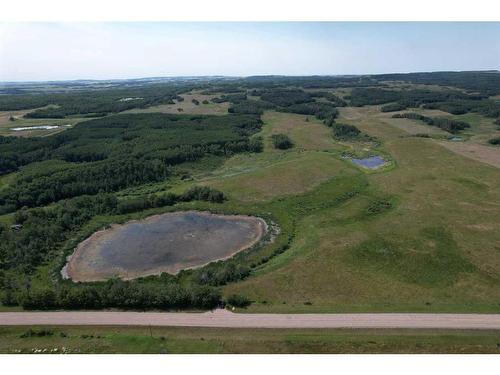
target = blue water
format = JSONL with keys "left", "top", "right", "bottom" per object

{"left": 351, "top": 156, "right": 386, "bottom": 169}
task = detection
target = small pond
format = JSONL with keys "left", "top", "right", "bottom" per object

{"left": 63, "top": 211, "right": 267, "bottom": 282}
{"left": 11, "top": 124, "right": 70, "bottom": 131}
{"left": 350, "top": 155, "right": 387, "bottom": 169}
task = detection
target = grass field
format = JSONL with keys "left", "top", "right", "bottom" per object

{"left": 2, "top": 326, "right": 500, "bottom": 354}
{"left": 220, "top": 107, "right": 500, "bottom": 313}
{"left": 124, "top": 92, "right": 229, "bottom": 115}
{"left": 0, "top": 111, "right": 99, "bottom": 137}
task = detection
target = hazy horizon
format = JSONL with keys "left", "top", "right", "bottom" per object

{"left": 1, "top": 22, "right": 499, "bottom": 82}
{"left": 2, "top": 70, "right": 500, "bottom": 85}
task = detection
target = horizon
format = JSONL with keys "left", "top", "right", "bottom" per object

{"left": 1, "top": 69, "right": 499, "bottom": 85}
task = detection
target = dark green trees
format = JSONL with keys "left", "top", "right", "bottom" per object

{"left": 271, "top": 133, "right": 293, "bottom": 149}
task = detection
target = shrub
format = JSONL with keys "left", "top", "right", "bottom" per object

{"left": 366, "top": 199, "right": 393, "bottom": 215}
{"left": 332, "top": 123, "right": 361, "bottom": 140}
{"left": 20, "top": 329, "right": 54, "bottom": 338}
{"left": 226, "top": 294, "right": 251, "bottom": 308}
{"left": 271, "top": 133, "right": 293, "bottom": 149}
{"left": 381, "top": 103, "right": 407, "bottom": 112}
{"left": 20, "top": 289, "right": 58, "bottom": 310}
{"left": 181, "top": 186, "right": 226, "bottom": 203}
{"left": 488, "top": 137, "right": 500, "bottom": 145}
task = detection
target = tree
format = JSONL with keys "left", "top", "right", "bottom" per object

{"left": 271, "top": 133, "right": 293, "bottom": 149}
{"left": 332, "top": 123, "right": 361, "bottom": 140}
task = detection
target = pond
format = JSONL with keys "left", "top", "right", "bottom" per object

{"left": 11, "top": 124, "right": 70, "bottom": 131}
{"left": 62, "top": 211, "right": 267, "bottom": 282}
{"left": 350, "top": 155, "right": 387, "bottom": 169}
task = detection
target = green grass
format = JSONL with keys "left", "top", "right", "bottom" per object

{"left": 223, "top": 108, "right": 500, "bottom": 313}
{"left": 4, "top": 105, "right": 500, "bottom": 316}
{"left": 1, "top": 326, "right": 500, "bottom": 354}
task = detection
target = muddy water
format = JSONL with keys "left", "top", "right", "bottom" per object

{"left": 64, "top": 211, "right": 267, "bottom": 282}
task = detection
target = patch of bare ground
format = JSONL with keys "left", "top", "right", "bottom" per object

{"left": 0, "top": 110, "right": 32, "bottom": 126}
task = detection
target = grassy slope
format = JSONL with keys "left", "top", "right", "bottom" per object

{"left": 124, "top": 92, "right": 229, "bottom": 116}
{"left": 223, "top": 108, "right": 500, "bottom": 313}
{"left": 2, "top": 326, "right": 500, "bottom": 354}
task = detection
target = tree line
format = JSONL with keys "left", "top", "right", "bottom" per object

{"left": 392, "top": 113, "right": 470, "bottom": 133}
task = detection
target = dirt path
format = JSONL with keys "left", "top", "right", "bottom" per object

{"left": 2, "top": 310, "right": 500, "bottom": 329}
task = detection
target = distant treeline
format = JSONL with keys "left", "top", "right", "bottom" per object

{"left": 348, "top": 87, "right": 480, "bottom": 107}
{"left": 348, "top": 86, "right": 500, "bottom": 120}
{"left": 0, "top": 85, "right": 193, "bottom": 118}
{"left": 392, "top": 113, "right": 470, "bottom": 133}
{"left": 422, "top": 99, "right": 500, "bottom": 117}
{"left": 371, "top": 71, "right": 500, "bottom": 96}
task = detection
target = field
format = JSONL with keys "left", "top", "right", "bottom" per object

{"left": 124, "top": 92, "right": 230, "bottom": 115}
{"left": 1, "top": 72, "right": 500, "bottom": 353}
{"left": 2, "top": 326, "right": 500, "bottom": 354}
{"left": 0, "top": 110, "right": 95, "bottom": 137}
{"left": 223, "top": 105, "right": 500, "bottom": 313}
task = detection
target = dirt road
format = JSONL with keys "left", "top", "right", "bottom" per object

{"left": 2, "top": 310, "right": 500, "bottom": 329}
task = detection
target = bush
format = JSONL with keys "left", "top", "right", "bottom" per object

{"left": 366, "top": 199, "right": 393, "bottom": 215}
{"left": 20, "top": 289, "right": 58, "bottom": 310}
{"left": 181, "top": 186, "right": 225, "bottom": 203}
{"left": 381, "top": 103, "right": 407, "bottom": 112}
{"left": 20, "top": 329, "right": 54, "bottom": 338}
{"left": 193, "top": 262, "right": 251, "bottom": 286}
{"left": 271, "top": 133, "right": 293, "bottom": 149}
{"left": 332, "top": 123, "right": 361, "bottom": 140}
{"left": 226, "top": 294, "right": 251, "bottom": 308}
{"left": 488, "top": 137, "right": 500, "bottom": 145}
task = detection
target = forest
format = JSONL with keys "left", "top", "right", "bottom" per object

{"left": 0, "top": 84, "right": 191, "bottom": 117}
{"left": 0, "top": 113, "right": 262, "bottom": 211}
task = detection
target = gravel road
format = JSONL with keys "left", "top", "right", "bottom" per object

{"left": 2, "top": 309, "right": 500, "bottom": 329}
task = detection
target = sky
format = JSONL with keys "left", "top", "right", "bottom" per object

{"left": 0, "top": 22, "right": 499, "bottom": 82}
